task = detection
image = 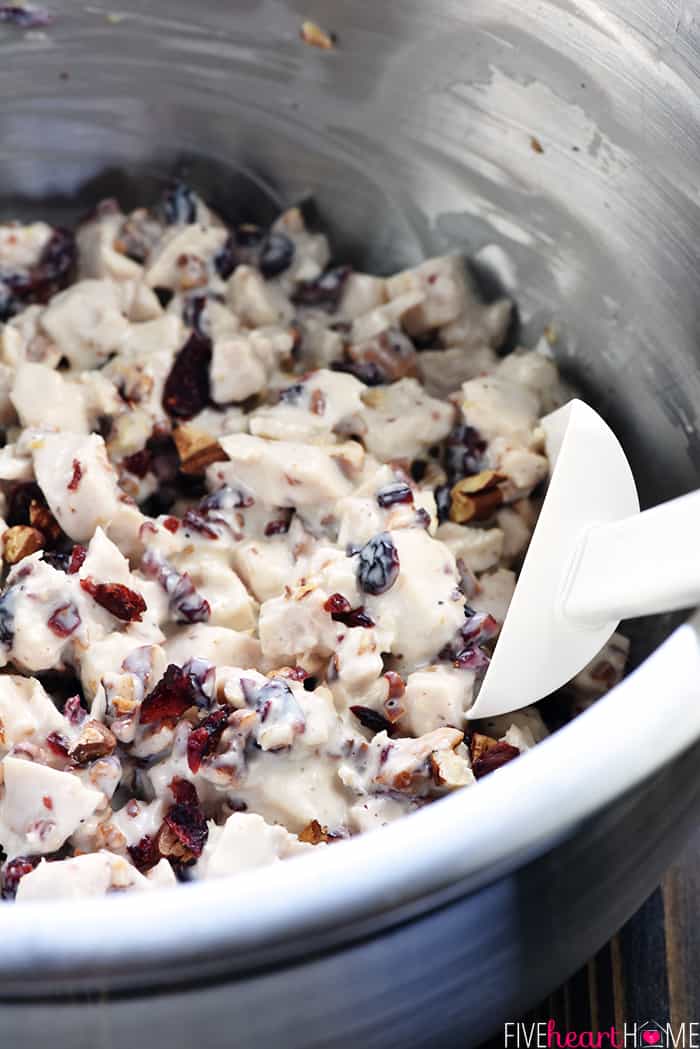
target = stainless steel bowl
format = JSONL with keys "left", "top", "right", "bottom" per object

{"left": 1, "top": 2, "right": 699, "bottom": 1045}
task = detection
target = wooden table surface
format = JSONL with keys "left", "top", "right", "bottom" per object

{"left": 481, "top": 823, "right": 700, "bottom": 1044}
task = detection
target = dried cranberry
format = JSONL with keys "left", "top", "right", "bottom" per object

{"left": 377, "top": 482, "right": 413, "bottom": 508}
{"left": 80, "top": 577, "right": 146, "bottom": 622}
{"left": 67, "top": 544, "right": 87, "bottom": 574}
{"left": 241, "top": 677, "right": 304, "bottom": 737}
{"left": 140, "top": 661, "right": 214, "bottom": 725}
{"left": 122, "top": 448, "right": 152, "bottom": 479}
{"left": 141, "top": 550, "right": 210, "bottom": 624}
{"left": 63, "top": 694, "right": 87, "bottom": 725}
{"left": 452, "top": 647, "right": 490, "bottom": 671}
{"left": 356, "top": 532, "right": 400, "bottom": 596}
{"left": 0, "top": 5, "right": 51, "bottom": 28}
{"left": 472, "top": 740, "right": 520, "bottom": 779}
{"left": 3, "top": 228, "right": 76, "bottom": 314}
{"left": 443, "top": 425, "right": 487, "bottom": 484}
{"left": 186, "top": 705, "right": 232, "bottom": 774}
{"left": 258, "top": 232, "right": 295, "bottom": 279}
{"left": 349, "top": 705, "right": 395, "bottom": 736}
{"left": 292, "top": 266, "right": 351, "bottom": 311}
{"left": 128, "top": 834, "right": 161, "bottom": 873}
{"left": 460, "top": 609, "right": 499, "bottom": 648}
{"left": 158, "top": 182, "right": 198, "bottom": 225}
{"left": 264, "top": 516, "right": 292, "bottom": 536}
{"left": 67, "top": 458, "right": 83, "bottom": 492}
{"left": 324, "top": 592, "right": 351, "bottom": 615}
{"left": 324, "top": 594, "right": 374, "bottom": 627}
{"left": 162, "top": 332, "right": 212, "bottom": 420}
{"left": 1, "top": 855, "right": 40, "bottom": 899}
{"left": 180, "top": 509, "right": 218, "bottom": 540}
{"left": 163, "top": 778, "right": 208, "bottom": 859}
{"left": 47, "top": 602, "right": 81, "bottom": 637}
{"left": 45, "top": 731, "right": 70, "bottom": 757}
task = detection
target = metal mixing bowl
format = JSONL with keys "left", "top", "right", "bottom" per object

{"left": 0, "top": 2, "right": 699, "bottom": 1046}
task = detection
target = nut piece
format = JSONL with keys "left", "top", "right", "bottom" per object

{"left": 430, "top": 747, "right": 473, "bottom": 788}
{"left": 29, "top": 500, "right": 62, "bottom": 544}
{"left": 3, "top": 525, "right": 44, "bottom": 564}
{"left": 300, "top": 20, "right": 336, "bottom": 49}
{"left": 173, "top": 423, "right": 228, "bottom": 475}
{"left": 469, "top": 731, "right": 519, "bottom": 778}
{"left": 69, "top": 720, "right": 117, "bottom": 764}
{"left": 298, "top": 819, "right": 331, "bottom": 845}
{"left": 449, "top": 470, "right": 504, "bottom": 524}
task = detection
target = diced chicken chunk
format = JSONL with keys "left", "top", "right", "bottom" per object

{"left": 0, "top": 756, "right": 102, "bottom": 859}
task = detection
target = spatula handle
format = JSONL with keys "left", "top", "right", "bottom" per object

{"left": 564, "top": 490, "right": 700, "bottom": 626}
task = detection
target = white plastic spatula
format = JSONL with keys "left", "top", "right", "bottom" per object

{"left": 468, "top": 397, "right": 700, "bottom": 719}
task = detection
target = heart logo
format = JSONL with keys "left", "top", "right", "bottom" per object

{"left": 642, "top": 1033, "right": 661, "bottom": 1045}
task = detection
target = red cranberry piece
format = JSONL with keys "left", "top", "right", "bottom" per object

{"left": 182, "top": 509, "right": 219, "bottom": 539}
{"left": 1, "top": 855, "right": 40, "bottom": 899}
{"left": 163, "top": 778, "right": 208, "bottom": 859}
{"left": 356, "top": 532, "right": 400, "bottom": 596}
{"left": 376, "top": 482, "right": 414, "bottom": 508}
{"left": 163, "top": 516, "right": 180, "bottom": 533}
{"left": 80, "top": 577, "right": 146, "bottom": 623}
{"left": 349, "top": 705, "right": 396, "bottom": 737}
{"left": 140, "top": 661, "right": 214, "bottom": 725}
{"left": 47, "top": 602, "right": 81, "bottom": 637}
{"left": 45, "top": 731, "right": 70, "bottom": 757}
{"left": 63, "top": 694, "right": 87, "bottom": 725}
{"left": 186, "top": 705, "right": 232, "bottom": 773}
{"left": 141, "top": 550, "right": 211, "bottom": 624}
{"left": 67, "top": 544, "right": 87, "bottom": 574}
{"left": 162, "top": 332, "right": 212, "bottom": 420}
{"left": 128, "top": 834, "right": 161, "bottom": 873}
{"left": 452, "top": 646, "right": 490, "bottom": 672}
{"left": 122, "top": 448, "right": 152, "bottom": 479}
{"left": 264, "top": 516, "right": 291, "bottom": 537}
{"left": 67, "top": 459, "right": 83, "bottom": 492}
{"left": 324, "top": 593, "right": 352, "bottom": 615}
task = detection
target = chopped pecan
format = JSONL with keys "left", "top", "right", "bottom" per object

{"left": 173, "top": 422, "right": 228, "bottom": 475}
{"left": 469, "top": 731, "right": 520, "bottom": 778}
{"left": 3, "top": 525, "right": 44, "bottom": 564}
{"left": 69, "top": 720, "right": 117, "bottom": 764}
{"left": 449, "top": 470, "right": 504, "bottom": 524}
{"left": 298, "top": 819, "right": 331, "bottom": 845}
{"left": 430, "top": 748, "right": 472, "bottom": 787}
{"left": 28, "top": 499, "right": 62, "bottom": 544}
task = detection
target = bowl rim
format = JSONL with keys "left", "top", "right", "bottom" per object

{"left": 1, "top": 611, "right": 699, "bottom": 988}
